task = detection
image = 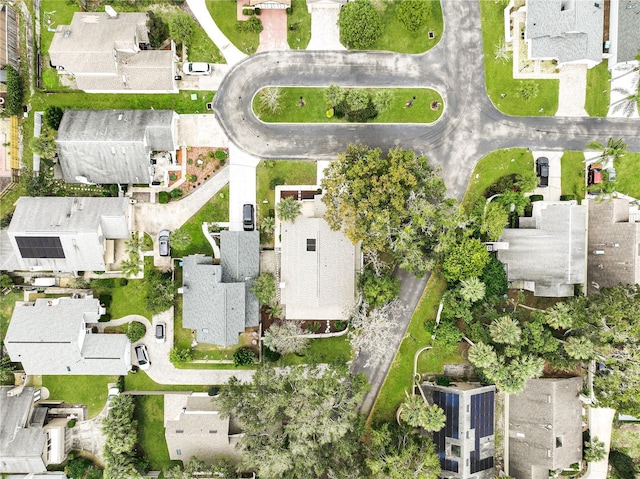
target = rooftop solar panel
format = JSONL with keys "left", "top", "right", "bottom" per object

{"left": 15, "top": 236, "right": 65, "bottom": 259}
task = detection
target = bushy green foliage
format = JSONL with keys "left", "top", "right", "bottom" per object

{"left": 397, "top": 0, "right": 429, "bottom": 32}
{"left": 481, "top": 255, "right": 508, "bottom": 299}
{"left": 441, "top": 236, "right": 490, "bottom": 283}
{"left": 65, "top": 456, "right": 95, "bottom": 479}
{"left": 360, "top": 269, "right": 400, "bottom": 309}
{"left": 126, "top": 321, "right": 146, "bottom": 343}
{"left": 214, "top": 149, "right": 228, "bottom": 160}
{"left": 339, "top": 0, "right": 382, "bottom": 49}
{"left": 169, "top": 347, "right": 193, "bottom": 363}
{"left": 269, "top": 177, "right": 285, "bottom": 190}
{"left": 44, "top": 106, "right": 64, "bottom": 130}
{"left": 147, "top": 11, "right": 168, "bottom": 48}
{"left": 158, "top": 191, "right": 169, "bottom": 204}
{"left": 169, "top": 12, "right": 195, "bottom": 46}
{"left": 233, "top": 347, "right": 257, "bottom": 366}
{"left": 433, "top": 321, "right": 463, "bottom": 351}
{"left": 145, "top": 268, "right": 174, "bottom": 314}
{"left": 31, "top": 134, "right": 58, "bottom": 159}
{"left": 237, "top": 16, "right": 263, "bottom": 33}
{"left": 609, "top": 449, "right": 638, "bottom": 479}
{"left": 251, "top": 273, "right": 276, "bottom": 306}
{"left": 5, "top": 66, "right": 22, "bottom": 116}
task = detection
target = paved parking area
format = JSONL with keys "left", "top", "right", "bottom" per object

{"left": 178, "top": 114, "right": 229, "bottom": 148}
{"left": 531, "top": 150, "right": 562, "bottom": 200}
{"left": 177, "top": 64, "right": 230, "bottom": 91}
{"left": 556, "top": 64, "right": 588, "bottom": 117}
{"left": 307, "top": 2, "right": 345, "bottom": 50}
{"left": 228, "top": 143, "right": 260, "bottom": 231}
{"left": 258, "top": 9, "right": 289, "bottom": 52}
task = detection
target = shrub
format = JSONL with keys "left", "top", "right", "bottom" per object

{"left": 286, "top": 6, "right": 292, "bottom": 14}
{"left": 339, "top": 0, "right": 382, "bottom": 49}
{"left": 433, "top": 321, "right": 463, "bottom": 351}
{"left": 187, "top": 174, "right": 197, "bottom": 182}
{"left": 147, "top": 10, "right": 169, "bottom": 48}
{"left": 214, "top": 149, "right": 228, "bottom": 160}
{"left": 529, "top": 194, "right": 544, "bottom": 202}
{"left": 435, "top": 376, "right": 451, "bottom": 386}
{"left": 169, "top": 347, "right": 193, "bottom": 363}
{"left": 609, "top": 449, "right": 637, "bottom": 479}
{"left": 158, "top": 191, "right": 169, "bottom": 204}
{"left": 233, "top": 347, "right": 257, "bottom": 366}
{"left": 5, "top": 66, "right": 22, "bottom": 116}
{"left": 254, "top": 7, "right": 261, "bottom": 15}
{"left": 169, "top": 173, "right": 177, "bottom": 181}
{"left": 484, "top": 174, "right": 519, "bottom": 197}
{"left": 560, "top": 194, "right": 575, "bottom": 201}
{"left": 126, "top": 321, "right": 146, "bottom": 343}
{"left": 360, "top": 269, "right": 400, "bottom": 309}
{"left": 117, "top": 375, "right": 125, "bottom": 392}
{"left": 44, "top": 106, "right": 64, "bottom": 130}
{"left": 269, "top": 177, "right": 285, "bottom": 190}
{"left": 242, "top": 8, "right": 255, "bottom": 16}
{"left": 397, "top": 0, "right": 429, "bottom": 32}
{"left": 237, "top": 16, "right": 263, "bottom": 33}
{"left": 334, "top": 320, "right": 347, "bottom": 331}
{"left": 263, "top": 346, "right": 281, "bottom": 362}
{"left": 208, "top": 386, "right": 220, "bottom": 396}
{"left": 170, "top": 188, "right": 182, "bottom": 199}
{"left": 67, "top": 418, "right": 77, "bottom": 428}
{"left": 65, "top": 456, "right": 92, "bottom": 478}
{"left": 304, "top": 321, "right": 321, "bottom": 333}
{"left": 481, "top": 255, "right": 508, "bottom": 299}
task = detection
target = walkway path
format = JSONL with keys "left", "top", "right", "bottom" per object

{"left": 186, "top": 0, "right": 246, "bottom": 66}
{"left": 228, "top": 143, "right": 260, "bottom": 232}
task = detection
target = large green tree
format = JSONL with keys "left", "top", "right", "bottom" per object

{"left": 218, "top": 365, "right": 367, "bottom": 479}
{"left": 399, "top": 394, "right": 446, "bottom": 432}
{"left": 339, "top": 0, "right": 382, "bottom": 49}
{"left": 322, "top": 144, "right": 454, "bottom": 276}
{"left": 102, "top": 395, "right": 140, "bottom": 479}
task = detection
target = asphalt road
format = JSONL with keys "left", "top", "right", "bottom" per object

{"left": 212, "top": 0, "right": 640, "bottom": 416}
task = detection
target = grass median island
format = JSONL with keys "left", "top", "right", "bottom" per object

{"left": 479, "top": 0, "right": 558, "bottom": 116}
{"left": 253, "top": 87, "right": 444, "bottom": 123}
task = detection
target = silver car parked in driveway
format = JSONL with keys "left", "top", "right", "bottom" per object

{"left": 135, "top": 344, "right": 150, "bottom": 370}
{"left": 159, "top": 230, "right": 170, "bottom": 257}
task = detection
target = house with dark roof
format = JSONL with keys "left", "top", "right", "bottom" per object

{"left": 278, "top": 189, "right": 360, "bottom": 320}
{"left": 497, "top": 201, "right": 587, "bottom": 297}
{"left": 164, "top": 393, "right": 242, "bottom": 464}
{"left": 0, "top": 387, "right": 68, "bottom": 474}
{"left": 509, "top": 377, "right": 583, "bottom": 479}
{"left": 4, "top": 297, "right": 131, "bottom": 375}
{"left": 420, "top": 382, "right": 496, "bottom": 479}
{"left": 1, "top": 196, "right": 130, "bottom": 274}
{"left": 56, "top": 109, "right": 178, "bottom": 186}
{"left": 181, "top": 231, "right": 259, "bottom": 347}
{"left": 586, "top": 198, "right": 640, "bottom": 294}
{"left": 48, "top": 11, "right": 176, "bottom": 93}
{"left": 524, "top": 0, "right": 604, "bottom": 69}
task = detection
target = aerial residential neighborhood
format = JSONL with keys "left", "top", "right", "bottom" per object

{"left": 0, "top": 0, "right": 640, "bottom": 478}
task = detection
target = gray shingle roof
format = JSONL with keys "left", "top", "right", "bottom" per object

{"left": 56, "top": 109, "right": 177, "bottom": 184}
{"left": 526, "top": 0, "right": 604, "bottom": 65}
{"left": 181, "top": 255, "right": 246, "bottom": 347}
{"left": 615, "top": 0, "right": 640, "bottom": 63}
{"left": 498, "top": 202, "right": 587, "bottom": 297}
{"left": 586, "top": 198, "right": 640, "bottom": 294}
{"left": 0, "top": 387, "right": 47, "bottom": 474}
{"left": 280, "top": 215, "right": 359, "bottom": 320}
{"left": 5, "top": 197, "right": 128, "bottom": 273}
{"left": 509, "top": 378, "right": 583, "bottom": 479}
{"left": 4, "top": 297, "right": 131, "bottom": 375}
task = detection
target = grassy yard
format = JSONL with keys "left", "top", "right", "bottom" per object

{"left": 616, "top": 152, "right": 640, "bottom": 199}
{"left": 91, "top": 278, "right": 153, "bottom": 320}
{"left": 364, "top": 0, "right": 442, "bottom": 54}
{"left": 279, "top": 335, "right": 353, "bottom": 366}
{"left": 479, "top": 1, "right": 559, "bottom": 116}
{"left": 256, "top": 160, "right": 317, "bottom": 223}
{"left": 254, "top": 87, "right": 444, "bottom": 124}
{"left": 611, "top": 424, "right": 640, "bottom": 472}
{"left": 171, "top": 184, "right": 229, "bottom": 258}
{"left": 207, "top": 0, "right": 260, "bottom": 55}
{"left": 135, "top": 395, "right": 179, "bottom": 472}
{"left": 187, "top": 20, "right": 225, "bottom": 64}
{"left": 0, "top": 289, "right": 22, "bottom": 342}
{"left": 461, "top": 148, "right": 534, "bottom": 211}
{"left": 585, "top": 62, "right": 611, "bottom": 117}
{"left": 560, "top": 151, "right": 586, "bottom": 200}
{"left": 31, "top": 90, "right": 216, "bottom": 115}
{"left": 42, "top": 375, "right": 116, "bottom": 418}
{"left": 40, "top": 0, "right": 77, "bottom": 54}
{"left": 287, "top": 0, "right": 311, "bottom": 49}
{"left": 369, "top": 272, "right": 465, "bottom": 425}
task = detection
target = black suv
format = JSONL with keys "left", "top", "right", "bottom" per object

{"left": 536, "top": 157, "right": 549, "bottom": 187}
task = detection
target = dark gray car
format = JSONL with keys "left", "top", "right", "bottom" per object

{"left": 536, "top": 157, "right": 549, "bottom": 187}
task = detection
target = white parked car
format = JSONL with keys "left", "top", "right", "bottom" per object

{"left": 182, "top": 62, "right": 211, "bottom": 75}
{"left": 135, "top": 344, "right": 151, "bottom": 370}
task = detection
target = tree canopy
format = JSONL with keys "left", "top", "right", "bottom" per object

{"left": 322, "top": 144, "right": 454, "bottom": 276}
{"left": 339, "top": 0, "right": 382, "bottom": 49}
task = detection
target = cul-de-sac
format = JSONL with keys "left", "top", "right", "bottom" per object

{"left": 1, "top": 0, "right": 640, "bottom": 478}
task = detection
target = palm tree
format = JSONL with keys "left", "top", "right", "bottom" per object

{"left": 489, "top": 315, "right": 521, "bottom": 345}
{"left": 260, "top": 216, "right": 275, "bottom": 235}
{"left": 468, "top": 342, "right": 498, "bottom": 369}
{"left": 564, "top": 336, "right": 595, "bottom": 360}
{"left": 257, "top": 87, "right": 284, "bottom": 115}
{"left": 276, "top": 197, "right": 301, "bottom": 223}
{"left": 399, "top": 394, "right": 446, "bottom": 432}
{"left": 584, "top": 437, "right": 607, "bottom": 463}
{"left": 609, "top": 74, "right": 639, "bottom": 118}
{"left": 120, "top": 258, "right": 141, "bottom": 278}
{"left": 494, "top": 39, "right": 512, "bottom": 63}
{"left": 544, "top": 302, "right": 574, "bottom": 330}
{"left": 459, "top": 277, "right": 486, "bottom": 303}
{"left": 169, "top": 228, "right": 191, "bottom": 251}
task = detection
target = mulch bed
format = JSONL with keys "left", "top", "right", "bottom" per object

{"left": 176, "top": 147, "right": 227, "bottom": 196}
{"left": 261, "top": 309, "right": 347, "bottom": 335}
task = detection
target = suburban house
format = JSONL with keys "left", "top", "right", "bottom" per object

{"left": 420, "top": 382, "right": 496, "bottom": 479}
{"left": 4, "top": 297, "right": 131, "bottom": 375}
{"left": 1, "top": 196, "right": 130, "bottom": 274}
{"left": 509, "top": 377, "right": 583, "bottom": 479}
{"left": 48, "top": 11, "right": 176, "bottom": 93}
{"left": 497, "top": 201, "right": 587, "bottom": 297}
{"left": 607, "top": 0, "right": 640, "bottom": 68}
{"left": 0, "top": 5, "right": 19, "bottom": 70}
{"left": 586, "top": 198, "right": 640, "bottom": 294}
{"left": 524, "top": 0, "right": 604, "bottom": 69}
{"left": 249, "top": 0, "right": 291, "bottom": 8}
{"left": 277, "top": 187, "right": 360, "bottom": 320}
{"left": 164, "top": 393, "right": 242, "bottom": 464}
{"left": 0, "top": 386, "right": 68, "bottom": 474}
{"left": 181, "top": 231, "right": 260, "bottom": 347}
{"left": 56, "top": 109, "right": 179, "bottom": 186}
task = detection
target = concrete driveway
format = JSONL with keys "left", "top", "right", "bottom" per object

{"left": 228, "top": 143, "right": 260, "bottom": 232}
{"left": 177, "top": 64, "right": 230, "bottom": 91}
{"left": 258, "top": 9, "right": 289, "bottom": 52}
{"left": 178, "top": 114, "right": 229, "bottom": 148}
{"left": 531, "top": 150, "right": 561, "bottom": 201}
{"left": 556, "top": 64, "right": 588, "bottom": 117}
{"left": 307, "top": 1, "right": 345, "bottom": 51}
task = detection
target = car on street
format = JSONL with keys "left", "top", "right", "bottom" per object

{"left": 536, "top": 157, "right": 549, "bottom": 187}
{"left": 155, "top": 322, "right": 166, "bottom": 343}
{"left": 159, "top": 230, "right": 170, "bottom": 257}
{"left": 134, "top": 344, "right": 150, "bottom": 370}
{"left": 182, "top": 62, "right": 211, "bottom": 75}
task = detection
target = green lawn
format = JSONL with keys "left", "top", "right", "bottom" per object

{"left": 365, "top": 0, "right": 443, "bottom": 54}
{"left": 31, "top": 90, "right": 216, "bottom": 115}
{"left": 171, "top": 184, "right": 229, "bottom": 258}
{"left": 135, "top": 395, "right": 179, "bottom": 472}
{"left": 187, "top": 21, "right": 225, "bottom": 64}
{"left": 42, "top": 375, "right": 116, "bottom": 418}
{"left": 254, "top": 87, "right": 444, "bottom": 124}
{"left": 91, "top": 278, "right": 153, "bottom": 320}
{"left": 0, "top": 290, "right": 21, "bottom": 342}
{"left": 255, "top": 160, "right": 317, "bottom": 224}
{"left": 461, "top": 148, "right": 534, "bottom": 212}
{"left": 40, "top": 0, "right": 77, "bottom": 55}
{"left": 279, "top": 335, "right": 353, "bottom": 366}
{"left": 207, "top": 0, "right": 260, "bottom": 55}
{"left": 479, "top": 0, "right": 558, "bottom": 116}
{"left": 615, "top": 152, "right": 640, "bottom": 199}
{"left": 369, "top": 272, "right": 465, "bottom": 425}
{"left": 560, "top": 151, "right": 586, "bottom": 200}
{"left": 287, "top": 0, "right": 311, "bottom": 49}
{"left": 584, "top": 62, "right": 611, "bottom": 117}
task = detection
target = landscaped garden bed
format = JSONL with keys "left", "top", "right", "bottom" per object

{"left": 174, "top": 147, "right": 228, "bottom": 196}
